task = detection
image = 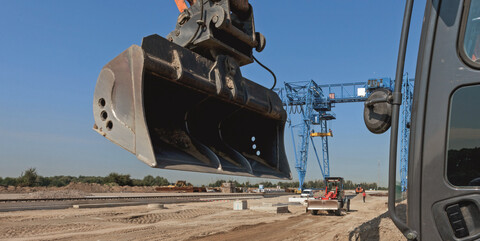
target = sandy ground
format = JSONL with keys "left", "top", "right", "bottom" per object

{"left": 0, "top": 193, "right": 405, "bottom": 241}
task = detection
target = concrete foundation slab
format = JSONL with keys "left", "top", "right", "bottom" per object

{"left": 250, "top": 205, "right": 289, "bottom": 213}
{"left": 72, "top": 202, "right": 146, "bottom": 209}
{"left": 147, "top": 203, "right": 164, "bottom": 209}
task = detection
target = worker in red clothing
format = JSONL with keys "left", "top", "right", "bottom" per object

{"left": 362, "top": 191, "right": 366, "bottom": 203}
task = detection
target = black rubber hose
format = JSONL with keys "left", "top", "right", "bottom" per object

{"left": 253, "top": 55, "right": 277, "bottom": 90}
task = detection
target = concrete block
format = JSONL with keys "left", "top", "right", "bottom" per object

{"left": 288, "top": 197, "right": 308, "bottom": 205}
{"left": 233, "top": 200, "right": 248, "bottom": 210}
{"left": 250, "top": 205, "right": 289, "bottom": 214}
{"left": 72, "top": 202, "right": 146, "bottom": 209}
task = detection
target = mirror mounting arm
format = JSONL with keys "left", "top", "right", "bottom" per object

{"left": 392, "top": 92, "right": 402, "bottom": 105}
{"left": 364, "top": 94, "right": 394, "bottom": 107}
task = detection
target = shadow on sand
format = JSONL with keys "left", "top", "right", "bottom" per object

{"left": 347, "top": 204, "right": 406, "bottom": 241}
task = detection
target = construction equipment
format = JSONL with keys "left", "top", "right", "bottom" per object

{"left": 172, "top": 180, "right": 188, "bottom": 188}
{"left": 92, "top": 0, "right": 291, "bottom": 180}
{"left": 276, "top": 78, "right": 413, "bottom": 191}
{"left": 306, "top": 177, "right": 350, "bottom": 216}
{"left": 91, "top": 1, "right": 480, "bottom": 239}
{"left": 355, "top": 185, "right": 364, "bottom": 194}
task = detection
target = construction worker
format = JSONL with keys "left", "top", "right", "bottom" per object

{"left": 362, "top": 191, "right": 366, "bottom": 203}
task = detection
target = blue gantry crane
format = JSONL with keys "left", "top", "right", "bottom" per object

{"left": 400, "top": 77, "right": 414, "bottom": 192}
{"left": 276, "top": 77, "right": 413, "bottom": 191}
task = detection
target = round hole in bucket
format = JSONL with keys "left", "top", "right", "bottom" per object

{"left": 106, "top": 121, "right": 113, "bottom": 131}
{"left": 100, "top": 111, "right": 108, "bottom": 121}
{"left": 98, "top": 98, "right": 106, "bottom": 108}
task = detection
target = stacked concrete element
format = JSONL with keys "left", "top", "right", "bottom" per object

{"left": 233, "top": 200, "right": 248, "bottom": 210}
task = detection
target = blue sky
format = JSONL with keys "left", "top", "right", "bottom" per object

{"left": 0, "top": 1, "right": 426, "bottom": 187}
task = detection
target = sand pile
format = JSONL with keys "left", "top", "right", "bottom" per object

{"left": 26, "top": 189, "right": 91, "bottom": 199}
{"left": 0, "top": 182, "right": 161, "bottom": 195}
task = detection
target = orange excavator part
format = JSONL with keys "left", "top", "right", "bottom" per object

{"left": 355, "top": 185, "right": 364, "bottom": 194}
{"left": 174, "top": 0, "right": 195, "bottom": 12}
{"left": 322, "top": 192, "right": 334, "bottom": 200}
{"left": 321, "top": 186, "right": 338, "bottom": 200}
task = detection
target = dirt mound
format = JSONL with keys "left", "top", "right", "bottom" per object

{"left": 0, "top": 182, "right": 161, "bottom": 195}
{"left": 61, "top": 182, "right": 108, "bottom": 193}
{"left": 27, "top": 190, "right": 91, "bottom": 199}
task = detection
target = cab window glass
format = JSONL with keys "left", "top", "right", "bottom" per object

{"left": 447, "top": 85, "right": 480, "bottom": 186}
{"left": 464, "top": 0, "right": 480, "bottom": 62}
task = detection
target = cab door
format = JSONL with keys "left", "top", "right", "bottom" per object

{"left": 411, "top": 0, "right": 480, "bottom": 239}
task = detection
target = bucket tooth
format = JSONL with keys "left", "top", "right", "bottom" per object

{"left": 93, "top": 34, "right": 291, "bottom": 179}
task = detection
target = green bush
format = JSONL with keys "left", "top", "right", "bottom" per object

{"left": 0, "top": 168, "right": 171, "bottom": 188}
{"left": 1, "top": 177, "right": 18, "bottom": 186}
{"left": 104, "top": 173, "right": 133, "bottom": 186}
{"left": 18, "top": 168, "right": 39, "bottom": 187}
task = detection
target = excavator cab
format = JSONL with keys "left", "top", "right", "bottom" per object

{"left": 92, "top": 0, "right": 291, "bottom": 179}
{"left": 322, "top": 177, "right": 344, "bottom": 200}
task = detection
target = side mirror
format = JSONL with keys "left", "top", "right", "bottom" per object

{"left": 363, "top": 89, "right": 392, "bottom": 134}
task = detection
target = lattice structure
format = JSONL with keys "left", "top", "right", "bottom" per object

{"left": 400, "top": 76, "right": 414, "bottom": 192}
{"left": 277, "top": 77, "right": 413, "bottom": 191}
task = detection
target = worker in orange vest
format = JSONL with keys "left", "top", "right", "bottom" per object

{"left": 362, "top": 191, "right": 366, "bottom": 203}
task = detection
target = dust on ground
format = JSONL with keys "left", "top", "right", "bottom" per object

{"left": 0, "top": 192, "right": 405, "bottom": 241}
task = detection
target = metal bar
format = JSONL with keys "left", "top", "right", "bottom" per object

{"left": 310, "top": 135, "right": 325, "bottom": 178}
{"left": 320, "top": 120, "right": 330, "bottom": 177}
{"left": 388, "top": 0, "right": 417, "bottom": 239}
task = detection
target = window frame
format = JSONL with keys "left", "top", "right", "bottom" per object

{"left": 458, "top": 0, "right": 480, "bottom": 69}
{"left": 445, "top": 84, "right": 480, "bottom": 187}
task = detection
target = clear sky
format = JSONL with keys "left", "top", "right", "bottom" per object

{"left": 0, "top": 1, "right": 426, "bottom": 187}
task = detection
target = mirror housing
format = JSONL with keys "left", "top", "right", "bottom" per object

{"left": 363, "top": 88, "right": 392, "bottom": 134}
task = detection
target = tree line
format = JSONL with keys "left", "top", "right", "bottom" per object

{"left": 207, "top": 179, "right": 386, "bottom": 190}
{"left": 0, "top": 168, "right": 385, "bottom": 190}
{"left": 0, "top": 168, "right": 169, "bottom": 187}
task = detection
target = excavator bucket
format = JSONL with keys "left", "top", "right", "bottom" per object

{"left": 93, "top": 35, "right": 291, "bottom": 179}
